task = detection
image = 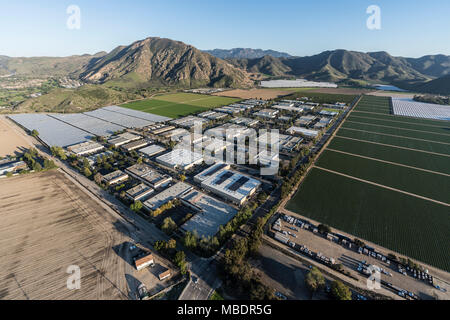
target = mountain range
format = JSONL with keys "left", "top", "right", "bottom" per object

{"left": 1, "top": 37, "right": 449, "bottom": 110}
{"left": 204, "top": 48, "right": 292, "bottom": 59}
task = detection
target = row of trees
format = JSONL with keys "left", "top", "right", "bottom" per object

{"left": 305, "top": 266, "right": 352, "bottom": 300}
{"left": 154, "top": 239, "right": 188, "bottom": 275}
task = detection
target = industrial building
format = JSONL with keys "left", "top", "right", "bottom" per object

{"left": 170, "top": 116, "right": 206, "bottom": 128}
{"left": 138, "top": 144, "right": 167, "bottom": 158}
{"left": 287, "top": 126, "right": 319, "bottom": 138}
{"left": 296, "top": 115, "right": 317, "bottom": 127}
{"left": 231, "top": 117, "right": 259, "bottom": 127}
{"left": 194, "top": 162, "right": 231, "bottom": 184}
{"left": 147, "top": 124, "right": 175, "bottom": 135}
{"left": 121, "top": 139, "right": 148, "bottom": 152}
{"left": 242, "top": 99, "right": 268, "bottom": 106}
{"left": 180, "top": 190, "right": 238, "bottom": 238}
{"left": 125, "top": 183, "right": 154, "bottom": 202}
{"left": 156, "top": 149, "right": 204, "bottom": 170}
{"left": 85, "top": 150, "right": 113, "bottom": 166}
{"left": 125, "top": 163, "right": 172, "bottom": 189}
{"left": 253, "top": 109, "right": 279, "bottom": 119}
{"left": 0, "top": 161, "right": 27, "bottom": 175}
{"left": 143, "top": 182, "right": 193, "bottom": 211}
{"left": 272, "top": 104, "right": 304, "bottom": 113}
{"left": 258, "top": 132, "right": 302, "bottom": 153}
{"left": 319, "top": 110, "right": 339, "bottom": 117}
{"left": 195, "top": 166, "right": 261, "bottom": 205}
{"left": 67, "top": 141, "right": 105, "bottom": 156}
{"left": 102, "top": 170, "right": 129, "bottom": 185}
{"left": 214, "top": 106, "right": 241, "bottom": 114}
{"left": 206, "top": 123, "right": 256, "bottom": 141}
{"left": 198, "top": 111, "right": 228, "bottom": 120}
{"left": 107, "top": 132, "right": 142, "bottom": 147}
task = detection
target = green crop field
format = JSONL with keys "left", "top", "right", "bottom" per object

{"left": 121, "top": 92, "right": 240, "bottom": 118}
{"left": 336, "top": 127, "right": 450, "bottom": 155}
{"left": 316, "top": 150, "right": 450, "bottom": 203}
{"left": 287, "top": 95, "right": 450, "bottom": 271}
{"left": 286, "top": 168, "right": 450, "bottom": 272}
{"left": 328, "top": 137, "right": 450, "bottom": 175}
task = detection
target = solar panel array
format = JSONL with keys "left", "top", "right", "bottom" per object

{"left": 392, "top": 98, "right": 450, "bottom": 121}
{"left": 215, "top": 171, "right": 234, "bottom": 185}
{"left": 8, "top": 114, "right": 93, "bottom": 147}
{"left": 103, "top": 105, "right": 172, "bottom": 123}
{"left": 83, "top": 109, "right": 154, "bottom": 128}
{"left": 49, "top": 113, "right": 124, "bottom": 137}
{"left": 228, "top": 176, "right": 250, "bottom": 191}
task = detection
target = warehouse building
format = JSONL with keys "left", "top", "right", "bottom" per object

{"left": 138, "top": 144, "right": 167, "bottom": 158}
{"left": 170, "top": 116, "right": 206, "bottom": 128}
{"left": 242, "top": 99, "right": 268, "bottom": 106}
{"left": 148, "top": 125, "right": 176, "bottom": 135}
{"left": 287, "top": 126, "right": 319, "bottom": 138}
{"left": 143, "top": 182, "right": 193, "bottom": 211}
{"left": 180, "top": 189, "right": 238, "bottom": 238}
{"left": 295, "top": 115, "right": 317, "bottom": 127}
{"left": 231, "top": 117, "right": 259, "bottom": 127}
{"left": 253, "top": 109, "right": 279, "bottom": 119}
{"left": 67, "top": 141, "right": 104, "bottom": 156}
{"left": 194, "top": 162, "right": 231, "bottom": 184}
{"left": 206, "top": 123, "right": 256, "bottom": 141}
{"left": 198, "top": 111, "right": 228, "bottom": 120}
{"left": 214, "top": 106, "right": 241, "bottom": 114}
{"left": 85, "top": 150, "right": 113, "bottom": 166}
{"left": 272, "top": 104, "right": 304, "bottom": 113}
{"left": 121, "top": 139, "right": 149, "bottom": 152}
{"left": 319, "top": 110, "right": 339, "bottom": 117}
{"left": 102, "top": 170, "right": 129, "bottom": 185}
{"left": 108, "top": 132, "right": 141, "bottom": 147}
{"left": 196, "top": 166, "right": 261, "bottom": 205}
{"left": 125, "top": 183, "right": 154, "bottom": 202}
{"left": 156, "top": 149, "right": 204, "bottom": 170}
{"left": 125, "top": 163, "right": 172, "bottom": 189}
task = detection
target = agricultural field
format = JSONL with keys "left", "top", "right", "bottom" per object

{"left": 0, "top": 170, "right": 171, "bottom": 300}
{"left": 286, "top": 95, "right": 450, "bottom": 272}
{"left": 121, "top": 92, "right": 240, "bottom": 118}
{"left": 0, "top": 115, "right": 31, "bottom": 157}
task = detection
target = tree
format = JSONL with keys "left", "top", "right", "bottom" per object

{"left": 318, "top": 224, "right": 332, "bottom": 234}
{"left": 161, "top": 217, "right": 177, "bottom": 235}
{"left": 32, "top": 162, "right": 43, "bottom": 172}
{"left": 130, "top": 200, "right": 143, "bottom": 212}
{"left": 31, "top": 129, "right": 39, "bottom": 138}
{"left": 5, "top": 171, "right": 13, "bottom": 178}
{"left": 330, "top": 280, "right": 352, "bottom": 300}
{"left": 174, "top": 251, "right": 187, "bottom": 274}
{"left": 305, "top": 267, "right": 325, "bottom": 297}
{"left": 94, "top": 173, "right": 103, "bottom": 185}
{"left": 83, "top": 167, "right": 92, "bottom": 177}
{"left": 179, "top": 174, "right": 186, "bottom": 182}
{"left": 183, "top": 231, "right": 198, "bottom": 249}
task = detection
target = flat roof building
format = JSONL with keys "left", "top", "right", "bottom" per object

{"left": 231, "top": 117, "right": 259, "bottom": 127}
{"left": 296, "top": 115, "right": 317, "bottom": 127}
{"left": 180, "top": 190, "right": 238, "bottom": 238}
{"left": 125, "top": 163, "right": 172, "bottom": 189}
{"left": 253, "top": 109, "right": 279, "bottom": 119}
{"left": 108, "top": 132, "right": 142, "bottom": 147}
{"left": 170, "top": 116, "right": 206, "bottom": 128}
{"left": 287, "top": 126, "right": 319, "bottom": 138}
{"left": 125, "top": 183, "right": 154, "bottom": 202}
{"left": 156, "top": 149, "right": 204, "bottom": 170}
{"left": 272, "top": 104, "right": 304, "bottom": 113}
{"left": 196, "top": 166, "right": 261, "bottom": 205}
{"left": 102, "top": 170, "right": 129, "bottom": 185}
{"left": 67, "top": 141, "right": 104, "bottom": 156}
{"left": 121, "top": 139, "right": 148, "bottom": 152}
{"left": 143, "top": 182, "right": 193, "bottom": 211}
{"left": 85, "top": 150, "right": 113, "bottom": 166}
{"left": 138, "top": 144, "right": 167, "bottom": 158}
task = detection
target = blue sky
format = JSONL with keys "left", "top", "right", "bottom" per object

{"left": 1, "top": 0, "right": 449, "bottom": 58}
